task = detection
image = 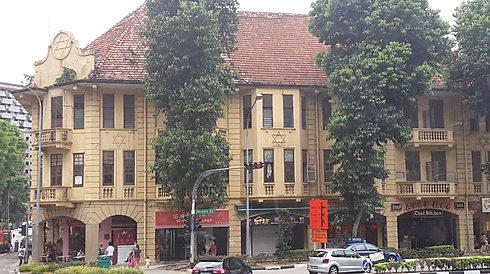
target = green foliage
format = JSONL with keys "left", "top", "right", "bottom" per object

{"left": 395, "top": 245, "right": 464, "bottom": 259}
{"left": 31, "top": 264, "right": 49, "bottom": 274}
{"left": 309, "top": 0, "right": 451, "bottom": 234}
{"left": 374, "top": 262, "right": 389, "bottom": 273}
{"left": 54, "top": 67, "right": 77, "bottom": 84}
{"left": 274, "top": 209, "right": 295, "bottom": 258}
{"left": 143, "top": 0, "right": 239, "bottom": 210}
{"left": 19, "top": 262, "right": 44, "bottom": 272}
{"left": 54, "top": 266, "right": 144, "bottom": 274}
{"left": 282, "top": 249, "right": 313, "bottom": 262}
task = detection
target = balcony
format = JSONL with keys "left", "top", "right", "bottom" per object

{"left": 33, "top": 128, "right": 72, "bottom": 150}
{"left": 396, "top": 181, "right": 458, "bottom": 199}
{"left": 322, "top": 183, "right": 343, "bottom": 199}
{"left": 100, "top": 186, "right": 136, "bottom": 200}
{"left": 409, "top": 128, "right": 454, "bottom": 147}
{"left": 33, "top": 186, "right": 74, "bottom": 208}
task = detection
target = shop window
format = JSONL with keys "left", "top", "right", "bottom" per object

{"left": 243, "top": 150, "right": 253, "bottom": 183}
{"left": 243, "top": 95, "right": 251, "bottom": 129}
{"left": 51, "top": 96, "right": 63, "bottom": 128}
{"left": 103, "top": 151, "right": 114, "bottom": 186}
{"left": 50, "top": 154, "right": 62, "bottom": 186}
{"left": 284, "top": 149, "right": 294, "bottom": 182}
{"left": 73, "top": 153, "right": 84, "bottom": 186}
{"left": 74, "top": 94, "right": 84, "bottom": 129}
{"left": 262, "top": 94, "right": 273, "bottom": 128}
{"left": 263, "top": 149, "right": 274, "bottom": 183}
{"left": 322, "top": 97, "right": 331, "bottom": 130}
{"left": 472, "top": 151, "right": 482, "bottom": 182}
{"left": 405, "top": 151, "right": 421, "bottom": 181}
{"left": 124, "top": 151, "right": 135, "bottom": 185}
{"left": 324, "top": 150, "right": 333, "bottom": 182}
{"left": 124, "top": 94, "right": 135, "bottom": 129}
{"left": 103, "top": 94, "right": 114, "bottom": 128}
{"left": 283, "top": 95, "right": 294, "bottom": 128}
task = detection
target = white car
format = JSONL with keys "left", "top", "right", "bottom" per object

{"left": 307, "top": 248, "right": 373, "bottom": 274}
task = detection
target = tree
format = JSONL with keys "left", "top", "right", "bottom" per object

{"left": 143, "top": 0, "right": 239, "bottom": 210}
{"left": 309, "top": 0, "right": 451, "bottom": 235}
{"left": 54, "top": 67, "right": 77, "bottom": 84}
{"left": 274, "top": 209, "right": 295, "bottom": 258}
{"left": 452, "top": 0, "right": 490, "bottom": 175}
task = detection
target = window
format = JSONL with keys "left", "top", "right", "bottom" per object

{"left": 73, "top": 153, "right": 84, "bottom": 186}
{"left": 324, "top": 150, "right": 333, "bottom": 182}
{"left": 283, "top": 95, "right": 294, "bottom": 128}
{"left": 302, "top": 150, "right": 307, "bottom": 183}
{"left": 322, "top": 97, "right": 331, "bottom": 130}
{"left": 405, "top": 151, "right": 421, "bottom": 181}
{"left": 124, "top": 94, "right": 135, "bottom": 129}
{"left": 470, "top": 113, "right": 479, "bottom": 132}
{"left": 426, "top": 151, "right": 446, "bottom": 181}
{"left": 472, "top": 151, "right": 482, "bottom": 182}
{"left": 486, "top": 116, "right": 490, "bottom": 132}
{"left": 404, "top": 103, "right": 419, "bottom": 128}
{"left": 50, "top": 154, "right": 62, "bottom": 186}
{"left": 51, "top": 96, "right": 63, "bottom": 128}
{"left": 284, "top": 149, "right": 294, "bottom": 182}
{"left": 124, "top": 151, "right": 135, "bottom": 185}
{"left": 74, "top": 94, "right": 84, "bottom": 129}
{"left": 301, "top": 96, "right": 307, "bottom": 130}
{"left": 103, "top": 94, "right": 114, "bottom": 128}
{"left": 244, "top": 150, "right": 253, "bottom": 183}
{"left": 263, "top": 94, "right": 273, "bottom": 128}
{"left": 263, "top": 149, "right": 274, "bottom": 183}
{"left": 243, "top": 95, "right": 252, "bottom": 129}
{"left": 103, "top": 151, "right": 114, "bottom": 186}
{"left": 423, "top": 100, "right": 444, "bottom": 128}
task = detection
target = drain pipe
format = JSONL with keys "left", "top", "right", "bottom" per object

{"left": 462, "top": 103, "right": 471, "bottom": 252}
{"left": 143, "top": 96, "right": 148, "bottom": 256}
{"left": 315, "top": 90, "right": 321, "bottom": 198}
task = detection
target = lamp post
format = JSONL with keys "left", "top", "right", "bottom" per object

{"left": 25, "top": 87, "right": 42, "bottom": 263}
{"left": 245, "top": 93, "right": 262, "bottom": 256}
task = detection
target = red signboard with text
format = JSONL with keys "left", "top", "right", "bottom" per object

{"left": 113, "top": 229, "right": 136, "bottom": 248}
{"left": 310, "top": 200, "right": 328, "bottom": 229}
{"left": 155, "top": 209, "right": 229, "bottom": 229}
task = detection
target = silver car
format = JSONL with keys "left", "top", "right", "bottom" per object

{"left": 307, "top": 248, "right": 372, "bottom": 274}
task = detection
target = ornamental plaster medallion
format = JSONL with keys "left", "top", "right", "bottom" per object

{"left": 477, "top": 135, "right": 490, "bottom": 148}
{"left": 272, "top": 131, "right": 286, "bottom": 146}
{"left": 112, "top": 132, "right": 127, "bottom": 148}
{"left": 52, "top": 31, "right": 72, "bottom": 60}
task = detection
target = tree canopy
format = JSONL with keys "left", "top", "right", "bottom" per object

{"left": 309, "top": 0, "right": 451, "bottom": 235}
{"left": 143, "top": 0, "right": 239, "bottom": 210}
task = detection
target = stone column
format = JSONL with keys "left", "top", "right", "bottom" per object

{"left": 386, "top": 214, "right": 399, "bottom": 248}
{"left": 457, "top": 212, "right": 474, "bottom": 251}
{"left": 31, "top": 221, "right": 45, "bottom": 263}
{"left": 85, "top": 222, "right": 100, "bottom": 262}
{"left": 229, "top": 209, "right": 241, "bottom": 255}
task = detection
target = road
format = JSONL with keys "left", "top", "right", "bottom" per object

{"left": 0, "top": 251, "right": 20, "bottom": 274}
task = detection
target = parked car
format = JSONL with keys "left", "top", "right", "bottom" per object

{"left": 344, "top": 238, "right": 402, "bottom": 263}
{"left": 192, "top": 257, "right": 252, "bottom": 274}
{"left": 307, "top": 248, "right": 372, "bottom": 274}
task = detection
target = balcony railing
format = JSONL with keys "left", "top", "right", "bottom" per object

{"left": 322, "top": 183, "right": 342, "bottom": 198}
{"left": 32, "top": 186, "right": 73, "bottom": 207}
{"left": 33, "top": 128, "right": 72, "bottom": 150}
{"left": 396, "top": 181, "right": 458, "bottom": 198}
{"left": 410, "top": 129, "right": 454, "bottom": 147}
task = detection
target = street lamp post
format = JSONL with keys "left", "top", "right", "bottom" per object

{"left": 245, "top": 93, "right": 262, "bottom": 257}
{"left": 25, "top": 87, "right": 42, "bottom": 263}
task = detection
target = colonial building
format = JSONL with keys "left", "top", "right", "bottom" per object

{"left": 12, "top": 4, "right": 488, "bottom": 263}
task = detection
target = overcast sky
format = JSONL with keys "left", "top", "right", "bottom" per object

{"left": 0, "top": 0, "right": 464, "bottom": 85}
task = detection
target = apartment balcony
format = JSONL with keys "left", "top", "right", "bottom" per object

{"left": 155, "top": 186, "right": 172, "bottom": 202}
{"left": 396, "top": 181, "right": 458, "bottom": 199}
{"left": 409, "top": 128, "right": 454, "bottom": 147}
{"left": 100, "top": 186, "right": 136, "bottom": 200}
{"left": 33, "top": 128, "right": 72, "bottom": 150}
{"left": 321, "top": 183, "right": 343, "bottom": 199}
{"left": 32, "top": 186, "right": 74, "bottom": 208}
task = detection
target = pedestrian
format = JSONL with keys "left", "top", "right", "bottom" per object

{"left": 209, "top": 241, "right": 217, "bottom": 256}
{"left": 481, "top": 233, "right": 489, "bottom": 253}
{"left": 98, "top": 243, "right": 105, "bottom": 256}
{"left": 18, "top": 244, "right": 25, "bottom": 266}
{"left": 133, "top": 244, "right": 142, "bottom": 269}
{"left": 106, "top": 242, "right": 115, "bottom": 266}
{"left": 145, "top": 256, "right": 151, "bottom": 271}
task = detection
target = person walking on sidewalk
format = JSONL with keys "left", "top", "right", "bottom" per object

{"left": 18, "top": 244, "right": 25, "bottom": 266}
{"left": 481, "top": 233, "right": 489, "bottom": 253}
{"left": 133, "top": 244, "right": 142, "bottom": 269}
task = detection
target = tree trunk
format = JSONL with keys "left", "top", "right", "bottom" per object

{"left": 352, "top": 208, "right": 364, "bottom": 237}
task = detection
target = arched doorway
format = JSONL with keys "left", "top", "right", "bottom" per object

{"left": 397, "top": 209, "right": 457, "bottom": 248}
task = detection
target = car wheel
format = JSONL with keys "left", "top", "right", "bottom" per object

{"left": 387, "top": 256, "right": 396, "bottom": 263}
{"left": 309, "top": 271, "right": 316, "bottom": 274}
{"left": 328, "top": 266, "right": 339, "bottom": 274}
{"left": 366, "top": 263, "right": 372, "bottom": 273}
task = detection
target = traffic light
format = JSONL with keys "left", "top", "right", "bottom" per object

{"left": 184, "top": 214, "right": 191, "bottom": 233}
{"left": 194, "top": 216, "right": 203, "bottom": 231}
{"left": 244, "top": 162, "right": 264, "bottom": 170}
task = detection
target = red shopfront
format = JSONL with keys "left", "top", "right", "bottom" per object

{"left": 155, "top": 209, "right": 229, "bottom": 261}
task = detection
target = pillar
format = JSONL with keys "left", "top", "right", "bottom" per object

{"left": 457, "top": 211, "right": 473, "bottom": 251}
{"left": 62, "top": 218, "right": 69, "bottom": 256}
{"left": 386, "top": 214, "right": 399, "bottom": 248}
{"left": 229, "top": 213, "right": 241, "bottom": 255}
{"left": 85, "top": 222, "right": 100, "bottom": 262}
{"left": 31, "top": 221, "right": 45, "bottom": 263}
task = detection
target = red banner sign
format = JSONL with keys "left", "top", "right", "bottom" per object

{"left": 155, "top": 209, "right": 229, "bottom": 229}
{"left": 310, "top": 200, "right": 328, "bottom": 229}
{"left": 113, "top": 229, "right": 136, "bottom": 248}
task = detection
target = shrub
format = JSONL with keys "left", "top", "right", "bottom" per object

{"left": 282, "top": 249, "right": 312, "bottom": 262}
{"left": 19, "top": 262, "right": 44, "bottom": 272}
{"left": 31, "top": 264, "right": 49, "bottom": 274}
{"left": 374, "top": 262, "right": 389, "bottom": 273}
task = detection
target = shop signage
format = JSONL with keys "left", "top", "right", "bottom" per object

{"left": 405, "top": 201, "right": 452, "bottom": 210}
{"left": 312, "top": 229, "right": 328, "bottom": 243}
{"left": 391, "top": 203, "right": 402, "bottom": 211}
{"left": 253, "top": 214, "right": 305, "bottom": 226}
{"left": 113, "top": 229, "right": 136, "bottom": 248}
{"left": 310, "top": 200, "right": 328, "bottom": 229}
{"left": 155, "top": 209, "right": 229, "bottom": 229}
{"left": 413, "top": 210, "right": 443, "bottom": 218}
{"left": 66, "top": 219, "right": 85, "bottom": 227}
{"left": 469, "top": 201, "right": 482, "bottom": 210}
{"left": 482, "top": 198, "right": 490, "bottom": 213}
{"left": 455, "top": 202, "right": 465, "bottom": 209}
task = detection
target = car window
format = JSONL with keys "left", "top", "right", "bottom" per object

{"left": 310, "top": 251, "right": 328, "bottom": 257}
{"left": 331, "top": 250, "right": 345, "bottom": 257}
{"left": 232, "top": 258, "right": 245, "bottom": 268}
{"left": 195, "top": 261, "right": 222, "bottom": 269}
{"left": 344, "top": 250, "right": 358, "bottom": 258}
{"left": 351, "top": 244, "right": 367, "bottom": 251}
{"left": 366, "top": 244, "right": 380, "bottom": 252}
{"left": 226, "top": 258, "right": 240, "bottom": 270}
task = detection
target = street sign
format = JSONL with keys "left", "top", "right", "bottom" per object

{"left": 311, "top": 229, "right": 327, "bottom": 243}
{"left": 362, "top": 259, "right": 370, "bottom": 271}
{"left": 310, "top": 199, "right": 328, "bottom": 229}
{"left": 196, "top": 209, "right": 216, "bottom": 214}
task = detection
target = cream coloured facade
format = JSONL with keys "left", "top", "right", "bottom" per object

{"left": 11, "top": 7, "right": 490, "bottom": 263}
